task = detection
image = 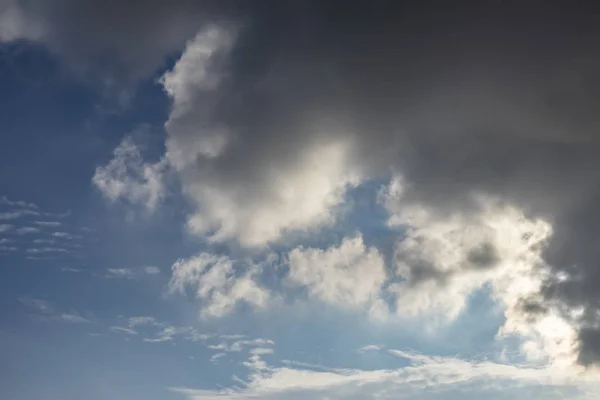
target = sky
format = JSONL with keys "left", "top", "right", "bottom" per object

{"left": 2, "top": 1, "right": 600, "bottom": 399}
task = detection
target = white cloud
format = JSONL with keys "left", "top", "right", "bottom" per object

{"left": 0, "top": 210, "right": 39, "bottom": 219}
{"left": 210, "top": 352, "right": 227, "bottom": 363}
{"left": 380, "top": 177, "right": 578, "bottom": 366}
{"left": 287, "top": 235, "right": 388, "bottom": 317}
{"left": 0, "top": 245, "right": 17, "bottom": 251}
{"left": 171, "top": 349, "right": 600, "bottom": 400}
{"left": 26, "top": 247, "right": 68, "bottom": 254}
{"left": 20, "top": 297, "right": 90, "bottom": 324}
{"left": 110, "top": 326, "right": 138, "bottom": 335}
{"left": 33, "top": 239, "right": 54, "bottom": 244}
{"left": 127, "top": 316, "right": 159, "bottom": 327}
{"left": 58, "top": 313, "right": 90, "bottom": 324}
{"left": 0, "top": 224, "right": 12, "bottom": 232}
{"left": 92, "top": 136, "right": 167, "bottom": 211}
{"left": 16, "top": 226, "right": 40, "bottom": 235}
{"left": 106, "top": 268, "right": 135, "bottom": 279}
{"left": 357, "top": 344, "right": 384, "bottom": 352}
{"left": 209, "top": 338, "right": 275, "bottom": 353}
{"left": 34, "top": 221, "right": 61, "bottom": 227}
{"left": 0, "top": 196, "right": 37, "bottom": 209}
{"left": 170, "top": 253, "right": 272, "bottom": 318}
{"left": 52, "top": 232, "right": 80, "bottom": 239}
{"left": 143, "top": 266, "right": 161, "bottom": 274}
{"left": 158, "top": 25, "right": 362, "bottom": 248}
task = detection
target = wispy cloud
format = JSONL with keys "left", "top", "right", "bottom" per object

{"left": 34, "top": 221, "right": 61, "bottom": 227}
{"left": 0, "top": 210, "right": 39, "bottom": 220}
{"left": 143, "top": 266, "right": 161, "bottom": 274}
{"left": 171, "top": 348, "right": 600, "bottom": 400}
{"left": 0, "top": 224, "right": 13, "bottom": 232}
{"left": 110, "top": 326, "right": 138, "bottom": 335}
{"left": 17, "top": 227, "right": 40, "bottom": 235}
{"left": 106, "top": 268, "right": 135, "bottom": 279}
{"left": 20, "top": 297, "right": 91, "bottom": 324}
{"left": 33, "top": 239, "right": 55, "bottom": 244}
{"left": 26, "top": 247, "right": 69, "bottom": 254}
{"left": 0, "top": 196, "right": 38, "bottom": 209}
{"left": 52, "top": 231, "right": 81, "bottom": 239}
{"left": 0, "top": 245, "right": 18, "bottom": 251}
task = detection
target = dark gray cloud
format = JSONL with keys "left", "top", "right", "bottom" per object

{"left": 8, "top": 1, "right": 600, "bottom": 364}
{"left": 1, "top": 0, "right": 242, "bottom": 97}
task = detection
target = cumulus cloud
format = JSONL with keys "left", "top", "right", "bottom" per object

{"left": 0, "top": 224, "right": 11, "bottom": 232}
{"left": 287, "top": 236, "right": 387, "bottom": 318}
{"left": 169, "top": 253, "right": 272, "bottom": 318}
{"left": 93, "top": 136, "right": 167, "bottom": 211}
{"left": 17, "top": 0, "right": 592, "bottom": 367}
{"left": 381, "top": 181, "right": 579, "bottom": 365}
{"left": 159, "top": 25, "right": 362, "bottom": 247}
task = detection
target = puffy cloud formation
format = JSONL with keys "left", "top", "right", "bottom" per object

{"left": 382, "top": 178, "right": 578, "bottom": 366}
{"left": 92, "top": 136, "right": 166, "bottom": 211}
{"left": 14, "top": 0, "right": 600, "bottom": 366}
{"left": 169, "top": 253, "right": 272, "bottom": 318}
{"left": 288, "top": 235, "right": 387, "bottom": 319}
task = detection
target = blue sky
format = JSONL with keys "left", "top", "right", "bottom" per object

{"left": 2, "top": 2, "right": 600, "bottom": 399}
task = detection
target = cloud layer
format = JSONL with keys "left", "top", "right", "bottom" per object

{"left": 10, "top": 0, "right": 600, "bottom": 368}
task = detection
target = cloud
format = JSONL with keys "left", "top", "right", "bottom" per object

{"left": 357, "top": 345, "right": 384, "bottom": 353}
{"left": 20, "top": 297, "right": 90, "bottom": 323}
{"left": 110, "top": 326, "right": 138, "bottom": 335}
{"left": 16, "top": 226, "right": 40, "bottom": 235}
{"left": 0, "top": 224, "right": 12, "bottom": 232}
{"left": 33, "top": 239, "right": 54, "bottom": 244}
{"left": 171, "top": 349, "right": 600, "bottom": 400}
{"left": 287, "top": 235, "right": 387, "bottom": 318}
{"left": 106, "top": 268, "right": 135, "bottom": 279}
{"left": 22, "top": 0, "right": 600, "bottom": 367}
{"left": 209, "top": 338, "right": 275, "bottom": 353}
{"left": 143, "top": 266, "right": 161, "bottom": 274}
{"left": 159, "top": 25, "right": 362, "bottom": 247}
{"left": 58, "top": 313, "right": 90, "bottom": 324}
{"left": 169, "top": 253, "right": 272, "bottom": 318}
{"left": 26, "top": 247, "right": 68, "bottom": 254}
{"left": 52, "top": 231, "right": 80, "bottom": 239}
{"left": 0, "top": 245, "right": 17, "bottom": 251}
{"left": 381, "top": 183, "right": 580, "bottom": 365}
{"left": 34, "top": 221, "right": 61, "bottom": 227}
{"left": 0, "top": 210, "right": 39, "bottom": 219}
{"left": 0, "top": 196, "right": 37, "bottom": 209}
{"left": 0, "top": 0, "right": 237, "bottom": 95}
{"left": 127, "top": 316, "right": 159, "bottom": 327}
{"left": 93, "top": 136, "right": 166, "bottom": 211}
{"left": 210, "top": 352, "right": 226, "bottom": 363}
